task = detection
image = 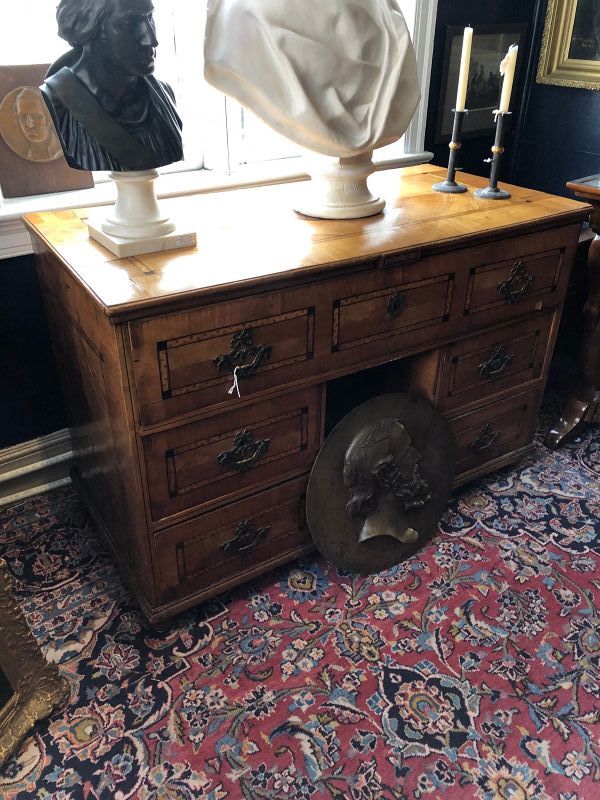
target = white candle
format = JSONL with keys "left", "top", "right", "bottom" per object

{"left": 498, "top": 44, "right": 518, "bottom": 113}
{"left": 455, "top": 26, "right": 473, "bottom": 112}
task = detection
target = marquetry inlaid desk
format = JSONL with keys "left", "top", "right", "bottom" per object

{"left": 24, "top": 164, "right": 590, "bottom": 621}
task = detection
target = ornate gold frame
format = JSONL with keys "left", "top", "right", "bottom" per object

{"left": 0, "top": 559, "right": 68, "bottom": 767}
{"left": 537, "top": 0, "right": 600, "bottom": 89}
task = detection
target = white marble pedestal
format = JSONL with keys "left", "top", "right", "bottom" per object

{"left": 294, "top": 151, "right": 385, "bottom": 220}
{"left": 87, "top": 170, "right": 197, "bottom": 257}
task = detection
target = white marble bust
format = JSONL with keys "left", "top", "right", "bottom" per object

{"left": 204, "top": 0, "right": 421, "bottom": 159}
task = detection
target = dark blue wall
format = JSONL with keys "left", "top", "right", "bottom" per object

{"left": 424, "top": 0, "right": 598, "bottom": 194}
{"left": 513, "top": 2, "right": 600, "bottom": 196}
{"left": 0, "top": 254, "right": 66, "bottom": 448}
{"left": 424, "top": 0, "right": 540, "bottom": 181}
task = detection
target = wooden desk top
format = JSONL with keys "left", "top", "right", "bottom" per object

{"left": 23, "top": 163, "right": 590, "bottom": 321}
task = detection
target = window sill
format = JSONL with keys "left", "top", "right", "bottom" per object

{"left": 0, "top": 150, "right": 432, "bottom": 260}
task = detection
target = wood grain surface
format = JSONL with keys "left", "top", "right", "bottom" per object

{"left": 24, "top": 165, "right": 590, "bottom": 621}
{"left": 23, "top": 164, "right": 589, "bottom": 319}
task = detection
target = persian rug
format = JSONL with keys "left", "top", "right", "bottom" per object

{"left": 0, "top": 422, "right": 598, "bottom": 800}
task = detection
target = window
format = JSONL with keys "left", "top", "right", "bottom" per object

{"left": 0, "top": 1, "right": 206, "bottom": 174}
{"left": 208, "top": 0, "right": 437, "bottom": 172}
{"left": 1, "top": 1, "right": 436, "bottom": 181}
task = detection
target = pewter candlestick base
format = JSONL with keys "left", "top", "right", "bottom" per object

{"left": 475, "top": 111, "right": 511, "bottom": 200}
{"left": 433, "top": 109, "right": 468, "bottom": 194}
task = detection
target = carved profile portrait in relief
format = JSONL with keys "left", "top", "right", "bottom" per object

{"left": 306, "top": 394, "right": 455, "bottom": 574}
{"left": 0, "top": 86, "right": 62, "bottom": 163}
{"left": 343, "top": 419, "right": 432, "bottom": 546}
{"left": 40, "top": 0, "right": 183, "bottom": 172}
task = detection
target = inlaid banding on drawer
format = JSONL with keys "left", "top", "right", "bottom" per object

{"left": 439, "top": 313, "right": 554, "bottom": 411}
{"left": 157, "top": 309, "right": 315, "bottom": 399}
{"left": 332, "top": 273, "right": 453, "bottom": 352}
{"left": 154, "top": 475, "right": 310, "bottom": 602}
{"left": 464, "top": 249, "right": 563, "bottom": 316}
{"left": 176, "top": 494, "right": 304, "bottom": 583}
{"left": 143, "top": 386, "right": 320, "bottom": 522}
{"left": 165, "top": 407, "right": 309, "bottom": 498}
{"left": 448, "top": 389, "right": 538, "bottom": 477}
{"left": 130, "top": 295, "right": 318, "bottom": 426}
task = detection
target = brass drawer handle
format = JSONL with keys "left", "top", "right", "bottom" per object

{"left": 387, "top": 291, "right": 406, "bottom": 319}
{"left": 498, "top": 261, "right": 534, "bottom": 304}
{"left": 217, "top": 430, "right": 270, "bottom": 472}
{"left": 478, "top": 344, "right": 514, "bottom": 382}
{"left": 470, "top": 423, "right": 500, "bottom": 453}
{"left": 214, "top": 328, "right": 272, "bottom": 379}
{"left": 222, "top": 519, "right": 270, "bottom": 555}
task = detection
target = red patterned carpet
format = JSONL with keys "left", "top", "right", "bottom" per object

{"left": 0, "top": 423, "right": 599, "bottom": 799}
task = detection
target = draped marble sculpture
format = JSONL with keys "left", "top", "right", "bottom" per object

{"left": 204, "top": 0, "right": 420, "bottom": 157}
{"left": 204, "top": 0, "right": 421, "bottom": 218}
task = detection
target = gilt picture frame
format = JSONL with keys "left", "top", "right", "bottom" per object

{"left": 537, "top": 0, "right": 600, "bottom": 89}
{"left": 0, "top": 559, "right": 68, "bottom": 768}
{"left": 434, "top": 24, "right": 528, "bottom": 144}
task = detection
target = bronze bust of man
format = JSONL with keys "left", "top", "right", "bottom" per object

{"left": 306, "top": 393, "right": 455, "bottom": 574}
{"left": 343, "top": 418, "right": 432, "bottom": 546}
{"left": 11, "top": 87, "right": 62, "bottom": 162}
{"left": 40, "top": 0, "right": 183, "bottom": 172}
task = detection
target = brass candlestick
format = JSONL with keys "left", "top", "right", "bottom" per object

{"left": 475, "top": 111, "right": 512, "bottom": 200}
{"left": 433, "top": 109, "right": 468, "bottom": 194}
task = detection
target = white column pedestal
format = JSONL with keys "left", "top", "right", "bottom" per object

{"left": 87, "top": 169, "right": 196, "bottom": 257}
{"left": 294, "top": 151, "right": 385, "bottom": 220}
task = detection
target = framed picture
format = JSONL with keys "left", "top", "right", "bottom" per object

{"left": 434, "top": 24, "right": 528, "bottom": 143}
{"left": 537, "top": 0, "right": 600, "bottom": 89}
{"left": 0, "top": 559, "right": 68, "bottom": 767}
{"left": 0, "top": 64, "right": 93, "bottom": 199}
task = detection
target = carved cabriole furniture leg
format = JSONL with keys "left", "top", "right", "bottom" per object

{"left": 546, "top": 175, "right": 600, "bottom": 448}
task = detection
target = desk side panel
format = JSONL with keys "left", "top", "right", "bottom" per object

{"left": 32, "top": 237, "right": 156, "bottom": 608}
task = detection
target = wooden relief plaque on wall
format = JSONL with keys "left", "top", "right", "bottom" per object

{"left": 0, "top": 64, "right": 93, "bottom": 199}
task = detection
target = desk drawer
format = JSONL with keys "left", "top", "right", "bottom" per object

{"left": 448, "top": 389, "right": 539, "bottom": 478}
{"left": 129, "top": 290, "right": 317, "bottom": 426}
{"left": 330, "top": 261, "right": 455, "bottom": 362}
{"left": 464, "top": 248, "right": 563, "bottom": 322}
{"left": 154, "top": 475, "right": 311, "bottom": 603}
{"left": 438, "top": 312, "right": 555, "bottom": 411}
{"left": 143, "top": 386, "right": 321, "bottom": 522}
